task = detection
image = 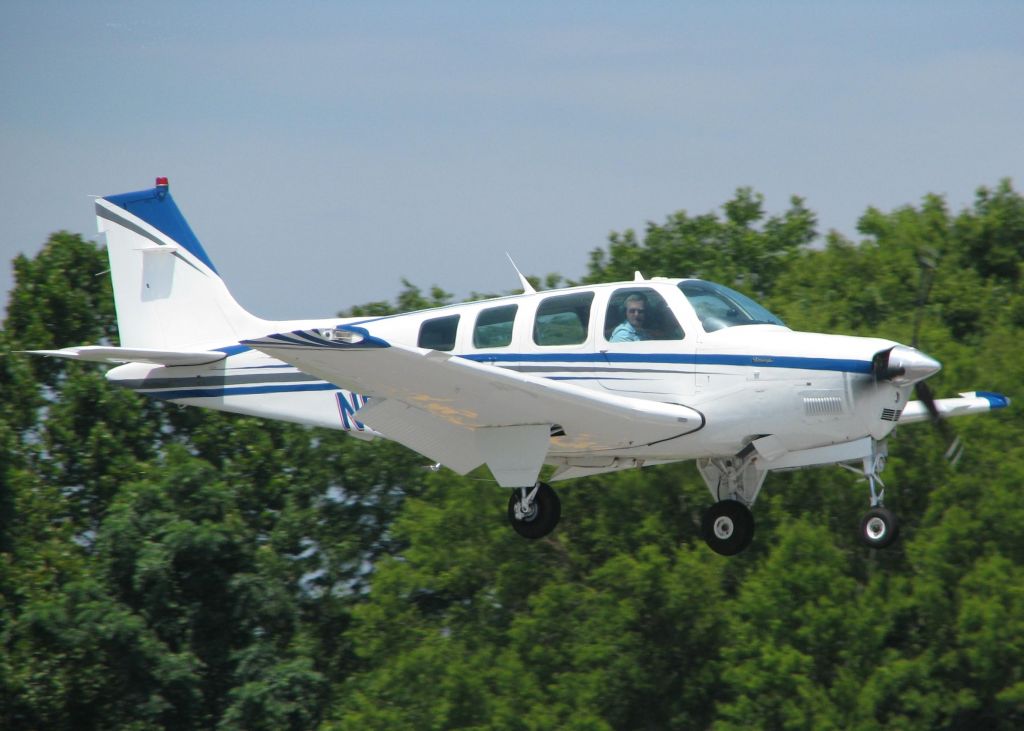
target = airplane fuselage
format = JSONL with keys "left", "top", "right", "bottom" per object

{"left": 107, "top": 277, "right": 915, "bottom": 472}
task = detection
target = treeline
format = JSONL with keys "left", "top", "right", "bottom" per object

{"left": 1, "top": 183, "right": 1022, "bottom": 729}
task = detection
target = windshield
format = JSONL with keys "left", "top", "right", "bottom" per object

{"left": 678, "top": 281, "right": 786, "bottom": 332}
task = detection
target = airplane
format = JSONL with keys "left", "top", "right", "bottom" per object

{"left": 27, "top": 178, "right": 1010, "bottom": 555}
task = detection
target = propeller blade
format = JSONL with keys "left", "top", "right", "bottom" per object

{"left": 913, "top": 379, "right": 964, "bottom": 465}
{"left": 911, "top": 251, "right": 937, "bottom": 349}
{"left": 914, "top": 379, "right": 942, "bottom": 422}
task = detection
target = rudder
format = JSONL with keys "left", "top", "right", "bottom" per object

{"left": 96, "top": 178, "right": 265, "bottom": 349}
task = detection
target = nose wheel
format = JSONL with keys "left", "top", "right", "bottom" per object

{"left": 859, "top": 506, "right": 898, "bottom": 548}
{"left": 701, "top": 499, "right": 755, "bottom": 556}
{"left": 855, "top": 443, "right": 900, "bottom": 549}
{"left": 508, "top": 482, "right": 561, "bottom": 539}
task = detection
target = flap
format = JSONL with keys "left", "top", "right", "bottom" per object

{"left": 353, "top": 398, "right": 484, "bottom": 475}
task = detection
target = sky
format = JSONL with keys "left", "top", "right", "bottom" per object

{"left": 2, "top": 1, "right": 1022, "bottom": 321}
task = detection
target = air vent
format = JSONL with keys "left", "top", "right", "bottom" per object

{"left": 803, "top": 395, "right": 843, "bottom": 416}
{"left": 881, "top": 408, "right": 903, "bottom": 422}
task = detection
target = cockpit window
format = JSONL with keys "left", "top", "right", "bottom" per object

{"left": 678, "top": 281, "right": 785, "bottom": 332}
{"left": 604, "top": 287, "right": 684, "bottom": 342}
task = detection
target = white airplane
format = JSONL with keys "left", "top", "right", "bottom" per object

{"left": 29, "top": 178, "right": 1010, "bottom": 555}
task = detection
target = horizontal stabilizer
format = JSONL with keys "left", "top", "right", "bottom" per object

{"left": 24, "top": 345, "right": 227, "bottom": 366}
{"left": 900, "top": 391, "right": 1010, "bottom": 424}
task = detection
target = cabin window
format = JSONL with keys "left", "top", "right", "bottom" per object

{"left": 533, "top": 292, "right": 594, "bottom": 346}
{"left": 473, "top": 304, "right": 518, "bottom": 348}
{"left": 604, "top": 287, "right": 684, "bottom": 342}
{"left": 418, "top": 314, "right": 460, "bottom": 351}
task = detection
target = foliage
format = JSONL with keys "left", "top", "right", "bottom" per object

{"left": 3, "top": 182, "right": 1024, "bottom": 729}
{"left": 586, "top": 187, "right": 816, "bottom": 299}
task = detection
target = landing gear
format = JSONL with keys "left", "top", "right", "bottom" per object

{"left": 852, "top": 440, "right": 900, "bottom": 550}
{"left": 508, "top": 482, "right": 561, "bottom": 539}
{"left": 696, "top": 450, "right": 767, "bottom": 556}
{"left": 859, "top": 506, "right": 898, "bottom": 548}
{"left": 701, "top": 499, "right": 755, "bottom": 556}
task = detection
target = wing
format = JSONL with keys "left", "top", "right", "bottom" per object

{"left": 243, "top": 327, "right": 703, "bottom": 486}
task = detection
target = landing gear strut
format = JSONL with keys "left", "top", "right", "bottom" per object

{"left": 849, "top": 440, "right": 900, "bottom": 549}
{"left": 508, "top": 482, "right": 561, "bottom": 539}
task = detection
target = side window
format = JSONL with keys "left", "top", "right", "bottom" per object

{"left": 473, "top": 304, "right": 517, "bottom": 348}
{"left": 533, "top": 292, "right": 594, "bottom": 346}
{"left": 604, "top": 287, "right": 684, "bottom": 342}
{"left": 418, "top": 314, "right": 460, "bottom": 351}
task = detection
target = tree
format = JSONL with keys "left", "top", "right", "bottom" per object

{"left": 586, "top": 187, "right": 816, "bottom": 299}
{"left": 4, "top": 184, "right": 1024, "bottom": 729}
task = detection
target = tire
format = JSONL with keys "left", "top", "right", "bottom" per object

{"left": 859, "top": 507, "right": 899, "bottom": 549}
{"left": 508, "top": 482, "right": 561, "bottom": 539}
{"left": 701, "top": 500, "right": 755, "bottom": 556}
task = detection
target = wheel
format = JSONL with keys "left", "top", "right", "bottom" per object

{"left": 701, "top": 499, "right": 755, "bottom": 556}
{"left": 859, "top": 507, "right": 899, "bottom": 549}
{"left": 507, "top": 482, "right": 561, "bottom": 539}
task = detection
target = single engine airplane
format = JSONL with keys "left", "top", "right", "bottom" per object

{"left": 28, "top": 179, "right": 1010, "bottom": 555}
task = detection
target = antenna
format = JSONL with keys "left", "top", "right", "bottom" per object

{"left": 634, "top": 271, "right": 646, "bottom": 281}
{"left": 506, "top": 253, "right": 537, "bottom": 294}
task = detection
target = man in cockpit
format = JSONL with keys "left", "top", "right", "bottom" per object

{"left": 610, "top": 293, "right": 650, "bottom": 342}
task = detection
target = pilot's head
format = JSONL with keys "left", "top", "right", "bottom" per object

{"left": 624, "top": 293, "right": 648, "bottom": 328}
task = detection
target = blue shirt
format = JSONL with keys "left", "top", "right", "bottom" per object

{"left": 610, "top": 321, "right": 648, "bottom": 342}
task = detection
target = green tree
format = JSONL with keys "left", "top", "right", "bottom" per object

{"left": 4, "top": 183, "right": 1024, "bottom": 730}
{"left": 586, "top": 187, "right": 816, "bottom": 299}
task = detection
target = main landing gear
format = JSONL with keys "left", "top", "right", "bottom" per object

{"left": 697, "top": 450, "right": 766, "bottom": 556}
{"left": 508, "top": 482, "right": 561, "bottom": 539}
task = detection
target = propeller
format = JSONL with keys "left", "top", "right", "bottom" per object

{"left": 896, "top": 249, "right": 963, "bottom": 464}
{"left": 872, "top": 343, "right": 961, "bottom": 462}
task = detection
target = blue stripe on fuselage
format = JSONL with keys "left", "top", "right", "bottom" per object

{"left": 459, "top": 352, "right": 872, "bottom": 374}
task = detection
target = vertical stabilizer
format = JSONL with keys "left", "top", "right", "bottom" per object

{"left": 96, "top": 178, "right": 266, "bottom": 349}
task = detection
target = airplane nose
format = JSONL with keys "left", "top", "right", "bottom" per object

{"left": 874, "top": 345, "right": 942, "bottom": 385}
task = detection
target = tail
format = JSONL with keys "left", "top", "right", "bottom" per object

{"left": 96, "top": 177, "right": 266, "bottom": 349}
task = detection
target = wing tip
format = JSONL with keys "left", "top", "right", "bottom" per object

{"left": 970, "top": 391, "right": 1011, "bottom": 409}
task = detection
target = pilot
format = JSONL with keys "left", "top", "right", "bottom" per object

{"left": 610, "top": 293, "right": 650, "bottom": 342}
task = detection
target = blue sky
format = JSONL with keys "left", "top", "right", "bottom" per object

{"left": 2, "top": 1, "right": 1022, "bottom": 320}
